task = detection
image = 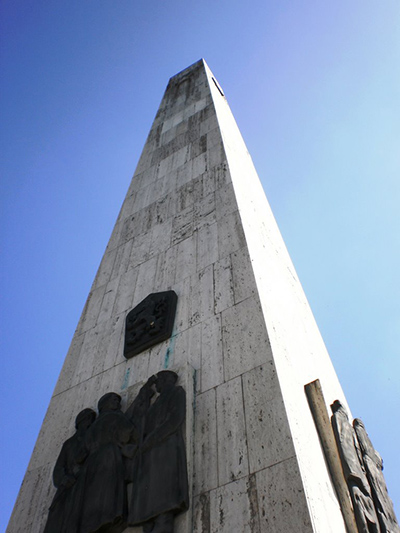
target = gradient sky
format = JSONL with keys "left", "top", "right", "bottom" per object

{"left": 1, "top": 1, "right": 399, "bottom": 529}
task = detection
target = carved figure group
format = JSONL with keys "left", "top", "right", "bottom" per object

{"left": 331, "top": 400, "right": 399, "bottom": 533}
{"left": 44, "top": 371, "right": 188, "bottom": 533}
{"left": 353, "top": 419, "right": 399, "bottom": 533}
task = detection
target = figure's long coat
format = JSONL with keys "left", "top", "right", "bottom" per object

{"left": 43, "top": 431, "right": 87, "bottom": 533}
{"left": 79, "top": 410, "right": 134, "bottom": 533}
{"left": 128, "top": 385, "right": 189, "bottom": 525}
{"left": 354, "top": 420, "right": 400, "bottom": 533}
{"left": 332, "top": 405, "right": 379, "bottom": 533}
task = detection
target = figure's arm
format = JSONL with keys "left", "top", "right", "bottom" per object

{"left": 52, "top": 443, "right": 75, "bottom": 489}
{"left": 142, "top": 387, "right": 186, "bottom": 451}
{"left": 125, "top": 376, "right": 156, "bottom": 421}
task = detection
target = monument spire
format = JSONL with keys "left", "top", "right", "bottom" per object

{"left": 8, "top": 59, "right": 397, "bottom": 533}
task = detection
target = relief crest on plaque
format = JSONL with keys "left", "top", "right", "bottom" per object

{"left": 124, "top": 291, "right": 178, "bottom": 359}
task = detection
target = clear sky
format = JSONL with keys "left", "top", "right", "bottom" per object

{"left": 1, "top": 1, "right": 399, "bottom": 529}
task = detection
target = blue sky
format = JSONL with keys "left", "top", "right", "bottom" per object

{"left": 1, "top": 1, "right": 399, "bottom": 528}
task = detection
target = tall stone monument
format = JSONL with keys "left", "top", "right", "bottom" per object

{"left": 8, "top": 60, "right": 397, "bottom": 533}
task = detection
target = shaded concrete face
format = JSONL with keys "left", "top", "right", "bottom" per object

{"left": 9, "top": 60, "right": 348, "bottom": 533}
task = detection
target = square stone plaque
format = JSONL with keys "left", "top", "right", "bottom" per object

{"left": 124, "top": 290, "right": 178, "bottom": 359}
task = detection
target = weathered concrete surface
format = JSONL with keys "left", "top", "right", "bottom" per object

{"left": 9, "top": 60, "right": 350, "bottom": 532}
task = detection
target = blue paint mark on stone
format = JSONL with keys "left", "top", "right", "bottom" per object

{"left": 122, "top": 367, "right": 131, "bottom": 390}
{"left": 164, "top": 331, "right": 177, "bottom": 369}
{"left": 164, "top": 348, "right": 170, "bottom": 369}
{"left": 192, "top": 368, "right": 197, "bottom": 395}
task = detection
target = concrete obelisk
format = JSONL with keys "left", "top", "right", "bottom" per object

{"left": 9, "top": 60, "right": 366, "bottom": 533}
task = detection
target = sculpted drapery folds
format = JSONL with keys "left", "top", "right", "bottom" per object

{"left": 78, "top": 392, "right": 135, "bottom": 533}
{"left": 43, "top": 408, "right": 96, "bottom": 533}
{"left": 128, "top": 371, "right": 189, "bottom": 533}
{"left": 331, "top": 401, "right": 400, "bottom": 533}
{"left": 353, "top": 419, "right": 400, "bottom": 533}
{"left": 44, "top": 373, "right": 188, "bottom": 533}
{"left": 331, "top": 401, "right": 380, "bottom": 533}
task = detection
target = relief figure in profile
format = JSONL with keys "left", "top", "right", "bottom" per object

{"left": 128, "top": 370, "right": 189, "bottom": 533}
{"left": 43, "top": 408, "right": 96, "bottom": 533}
{"left": 331, "top": 400, "right": 379, "bottom": 533}
{"left": 353, "top": 418, "right": 400, "bottom": 533}
{"left": 79, "top": 392, "right": 135, "bottom": 533}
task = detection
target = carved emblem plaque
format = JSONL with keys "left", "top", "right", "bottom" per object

{"left": 124, "top": 291, "right": 178, "bottom": 359}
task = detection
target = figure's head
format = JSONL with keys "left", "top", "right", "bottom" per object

{"left": 331, "top": 400, "right": 348, "bottom": 419}
{"left": 353, "top": 418, "right": 365, "bottom": 431}
{"left": 353, "top": 418, "right": 383, "bottom": 469}
{"left": 98, "top": 392, "right": 121, "bottom": 413}
{"left": 155, "top": 370, "right": 178, "bottom": 392}
{"left": 75, "top": 408, "right": 96, "bottom": 430}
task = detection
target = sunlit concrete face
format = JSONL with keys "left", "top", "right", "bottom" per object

{"left": 8, "top": 60, "right": 349, "bottom": 533}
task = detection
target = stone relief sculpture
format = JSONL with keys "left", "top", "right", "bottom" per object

{"left": 331, "top": 400, "right": 380, "bottom": 533}
{"left": 124, "top": 291, "right": 178, "bottom": 359}
{"left": 79, "top": 392, "right": 135, "bottom": 533}
{"left": 128, "top": 370, "right": 189, "bottom": 532}
{"left": 353, "top": 419, "right": 400, "bottom": 533}
{"left": 331, "top": 401, "right": 399, "bottom": 533}
{"left": 44, "top": 372, "right": 188, "bottom": 533}
{"left": 44, "top": 408, "right": 96, "bottom": 533}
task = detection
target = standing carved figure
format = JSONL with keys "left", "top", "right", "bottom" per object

{"left": 44, "top": 408, "right": 96, "bottom": 533}
{"left": 79, "top": 393, "right": 135, "bottom": 533}
{"left": 353, "top": 419, "right": 400, "bottom": 533}
{"left": 128, "top": 370, "right": 189, "bottom": 533}
{"left": 124, "top": 376, "right": 158, "bottom": 484}
{"left": 331, "top": 400, "right": 380, "bottom": 533}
